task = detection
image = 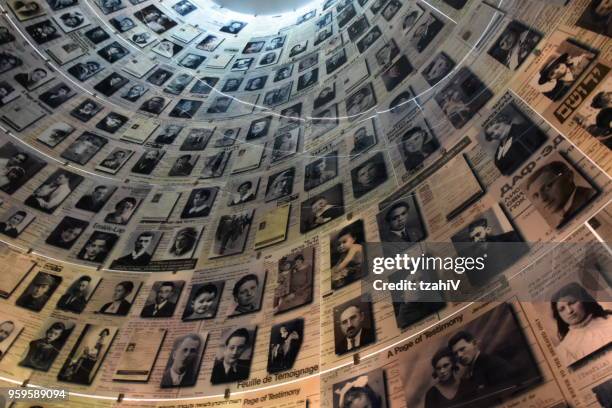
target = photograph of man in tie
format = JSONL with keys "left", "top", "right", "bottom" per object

{"left": 140, "top": 281, "right": 184, "bottom": 318}
{"left": 334, "top": 298, "right": 376, "bottom": 355}
{"left": 377, "top": 197, "right": 426, "bottom": 245}
{"left": 56, "top": 275, "right": 94, "bottom": 314}
{"left": 161, "top": 333, "right": 206, "bottom": 388}
{"left": 210, "top": 327, "right": 255, "bottom": 384}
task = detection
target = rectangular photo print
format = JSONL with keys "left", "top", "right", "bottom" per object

{"left": 273, "top": 246, "right": 315, "bottom": 314}
{"left": 160, "top": 331, "right": 208, "bottom": 388}
{"left": 209, "top": 209, "right": 254, "bottom": 258}
{"left": 19, "top": 318, "right": 75, "bottom": 371}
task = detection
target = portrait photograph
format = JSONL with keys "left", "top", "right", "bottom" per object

{"left": 95, "top": 148, "right": 134, "bottom": 174}
{"left": 94, "top": 73, "right": 129, "bottom": 97}
{"left": 289, "top": 40, "right": 308, "bottom": 57}
{"left": 25, "top": 20, "right": 61, "bottom": 44}
{"left": 152, "top": 40, "right": 183, "bottom": 59}
{"left": 347, "top": 120, "right": 377, "bottom": 160}
{"left": 71, "top": 99, "right": 102, "bottom": 122}
{"left": 0, "top": 207, "right": 35, "bottom": 239}
{"left": 300, "top": 183, "right": 345, "bottom": 233}
{"left": 8, "top": 0, "right": 46, "bottom": 21}
{"left": 271, "top": 126, "right": 300, "bottom": 163}
{"left": 133, "top": 5, "right": 176, "bottom": 34}
{"left": 356, "top": 26, "right": 382, "bottom": 53}
{"left": 95, "top": 0, "right": 125, "bottom": 14}
{"left": 96, "top": 112, "right": 128, "bottom": 134}
{"left": 280, "top": 103, "right": 302, "bottom": 127}
{"left": 201, "top": 150, "right": 231, "bottom": 178}
{"left": 75, "top": 184, "right": 116, "bottom": 213}
{"left": 245, "top": 75, "right": 268, "bottom": 91}
{"left": 131, "top": 149, "right": 164, "bottom": 175}
{"left": 451, "top": 205, "right": 528, "bottom": 287}
{"left": 310, "top": 104, "right": 339, "bottom": 139}
{"left": 45, "top": 216, "right": 89, "bottom": 250}
{"left": 180, "top": 128, "right": 214, "bottom": 151}
{"left": 351, "top": 152, "right": 388, "bottom": 198}
{"left": 422, "top": 52, "right": 455, "bottom": 86}
{"left": 228, "top": 177, "right": 259, "bottom": 206}
{"left": 273, "top": 246, "right": 314, "bottom": 314}
{"left": 37, "top": 122, "right": 74, "bottom": 148}
{"left": 576, "top": 0, "right": 612, "bottom": 38}
{"left": 304, "top": 152, "right": 338, "bottom": 191}
{"left": 16, "top": 271, "right": 62, "bottom": 312}
{"left": 181, "top": 187, "right": 218, "bottom": 219}
{"left": 333, "top": 295, "right": 376, "bottom": 355}
{"left": 332, "top": 368, "right": 388, "bottom": 408}
{"left": 14, "top": 66, "right": 54, "bottom": 90}
{"left": 532, "top": 281, "right": 612, "bottom": 367}
{"left": 196, "top": 34, "right": 223, "bottom": 52}
{"left": 104, "top": 195, "right": 141, "bottom": 225}
{"left": 477, "top": 101, "right": 547, "bottom": 176}
{"left": 213, "top": 127, "right": 240, "bottom": 148}
{"left": 337, "top": 3, "right": 356, "bottom": 28}
{"left": 168, "top": 154, "right": 198, "bottom": 177}
{"left": 313, "top": 83, "right": 336, "bottom": 110}
{"left": 298, "top": 52, "right": 318, "bottom": 72}
{"left": 84, "top": 26, "right": 109, "bottom": 44}
{"left": 111, "top": 230, "right": 162, "bottom": 269}
{"left": 382, "top": 55, "right": 414, "bottom": 91}
{"left": 325, "top": 48, "right": 347, "bottom": 75}
{"left": 25, "top": 169, "right": 83, "bottom": 214}
{"left": 257, "top": 50, "right": 280, "bottom": 67}
{"left": 375, "top": 40, "right": 400, "bottom": 70}
{"left": 264, "top": 82, "right": 293, "bottom": 107}
{"left": 346, "top": 82, "right": 376, "bottom": 118}
{"left": 54, "top": 10, "right": 90, "bottom": 33}
{"left": 182, "top": 281, "right": 224, "bottom": 321}
{"left": 113, "top": 328, "right": 166, "bottom": 382}
{"left": 161, "top": 331, "right": 208, "bottom": 388}
{"left": 97, "top": 41, "right": 129, "bottom": 64}
{"left": 55, "top": 274, "right": 100, "bottom": 314}
{"left": 228, "top": 270, "right": 266, "bottom": 317}
{"left": 329, "top": 219, "right": 367, "bottom": 290}
{"left": 60, "top": 132, "right": 107, "bottom": 165}
{"left": 410, "top": 12, "right": 444, "bottom": 53}
{"left": 89, "top": 278, "right": 140, "bottom": 316}
{"left": 179, "top": 53, "right": 206, "bottom": 69}
{"left": 400, "top": 303, "right": 541, "bottom": 408}
{"left": 76, "top": 231, "right": 119, "bottom": 264}
{"left": 110, "top": 16, "right": 135, "bottom": 33}
{"left": 274, "top": 64, "right": 293, "bottom": 82}
{"left": 39, "top": 82, "right": 76, "bottom": 109}
{"left": 220, "top": 20, "right": 246, "bottom": 34}
{"left": 519, "top": 153, "right": 599, "bottom": 229}
{"left": 488, "top": 20, "right": 542, "bottom": 71}
{"left": 164, "top": 225, "right": 203, "bottom": 260}
{"left": 140, "top": 280, "right": 185, "bottom": 318}
{"left": 19, "top": 318, "right": 74, "bottom": 371}
{"left": 267, "top": 318, "right": 303, "bottom": 374}
{"left": 265, "top": 167, "right": 295, "bottom": 202}
{"left": 247, "top": 116, "right": 271, "bottom": 140}
{"left": 57, "top": 324, "right": 118, "bottom": 385}
{"left": 209, "top": 209, "right": 254, "bottom": 258}
{"left": 570, "top": 76, "right": 611, "bottom": 146}
{"left": 0, "top": 142, "right": 46, "bottom": 195}
{"left": 397, "top": 120, "right": 440, "bottom": 173}
{"left": 138, "top": 96, "right": 168, "bottom": 115}
{"left": 376, "top": 195, "right": 426, "bottom": 247}
{"left": 347, "top": 15, "right": 369, "bottom": 42}
{"left": 297, "top": 68, "right": 319, "bottom": 91}
{"left": 530, "top": 39, "right": 597, "bottom": 102}
{"left": 434, "top": 67, "right": 493, "bottom": 129}
{"left": 210, "top": 326, "right": 256, "bottom": 384}
{"left": 231, "top": 57, "right": 253, "bottom": 72}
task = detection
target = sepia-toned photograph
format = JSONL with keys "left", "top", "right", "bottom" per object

{"left": 351, "top": 152, "right": 388, "bottom": 198}
{"left": 19, "top": 319, "right": 73, "bottom": 371}
{"left": 300, "top": 184, "right": 345, "bottom": 233}
{"left": 330, "top": 220, "right": 367, "bottom": 290}
{"left": 273, "top": 246, "right": 314, "bottom": 314}
{"left": 0, "top": 207, "right": 35, "bottom": 238}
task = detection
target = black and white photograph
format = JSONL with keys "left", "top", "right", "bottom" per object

{"left": 348, "top": 15, "right": 369, "bottom": 42}
{"left": 16, "top": 271, "right": 62, "bottom": 312}
{"left": 213, "top": 128, "right": 240, "bottom": 147}
{"left": 245, "top": 75, "right": 267, "bottom": 91}
{"left": 220, "top": 20, "right": 246, "bottom": 34}
{"left": 265, "top": 167, "right": 295, "bottom": 202}
{"left": 280, "top": 103, "right": 302, "bottom": 127}
{"left": 152, "top": 40, "right": 184, "bottom": 59}
{"left": 531, "top": 39, "right": 597, "bottom": 101}
{"left": 332, "top": 368, "right": 388, "bottom": 408}
{"left": 311, "top": 104, "right": 339, "bottom": 139}
{"left": 210, "top": 326, "right": 256, "bottom": 384}
{"left": 164, "top": 74, "right": 194, "bottom": 95}
{"left": 75, "top": 185, "right": 115, "bottom": 213}
{"left": 61, "top": 132, "right": 107, "bottom": 165}
{"left": 0, "top": 51, "right": 22, "bottom": 74}
{"left": 346, "top": 82, "right": 376, "bottom": 118}
{"left": 333, "top": 295, "right": 376, "bottom": 355}
{"left": 314, "top": 26, "right": 333, "bottom": 46}
{"left": 131, "top": 149, "right": 164, "bottom": 175}
{"left": 0, "top": 142, "right": 46, "bottom": 194}
{"left": 263, "top": 82, "right": 293, "bottom": 107}
{"left": 71, "top": 99, "right": 102, "bottom": 122}
{"left": 348, "top": 121, "right": 377, "bottom": 159}
{"left": 39, "top": 83, "right": 75, "bottom": 109}
{"left": 356, "top": 26, "right": 382, "bottom": 53}
{"left": 181, "top": 187, "right": 218, "bottom": 218}
{"left": 19, "top": 319, "right": 74, "bottom": 371}
{"left": 170, "top": 99, "right": 202, "bottom": 119}
{"left": 182, "top": 281, "right": 224, "bottom": 321}
{"left": 196, "top": 34, "right": 223, "bottom": 51}
{"left": 84, "top": 26, "right": 109, "bottom": 43}
{"left": 246, "top": 116, "right": 271, "bottom": 140}
{"left": 421, "top": 52, "right": 455, "bottom": 86}
{"left": 273, "top": 246, "right": 314, "bottom": 314}
{"left": 8, "top": 0, "right": 46, "bottom": 21}
{"left": 147, "top": 68, "right": 173, "bottom": 86}
{"left": 97, "top": 41, "right": 129, "bottom": 64}
{"left": 25, "top": 169, "right": 83, "bottom": 214}
{"left": 95, "top": 0, "right": 124, "bottom": 14}
{"left": 228, "top": 178, "right": 259, "bottom": 206}
{"left": 477, "top": 101, "right": 547, "bottom": 176}
{"left": 94, "top": 73, "right": 129, "bottom": 97}
{"left": 207, "top": 96, "right": 232, "bottom": 114}
{"left": 110, "top": 16, "right": 135, "bottom": 33}
{"left": 400, "top": 303, "right": 541, "bottom": 408}
{"left": 330, "top": 220, "right": 367, "bottom": 290}
{"left": 351, "top": 152, "right": 388, "bottom": 198}
{"left": 57, "top": 324, "right": 117, "bottom": 384}
{"left": 397, "top": 121, "right": 440, "bottom": 172}
{"left": 376, "top": 195, "right": 426, "bottom": 245}
{"left": 45, "top": 216, "right": 89, "bottom": 250}
{"left": 274, "top": 64, "right": 293, "bottom": 82}
{"left": 304, "top": 152, "right": 338, "bottom": 191}
{"left": 0, "top": 207, "right": 35, "bottom": 238}
{"left": 289, "top": 40, "right": 308, "bottom": 57}
{"left": 258, "top": 50, "right": 280, "bottom": 67}
{"left": 140, "top": 280, "right": 185, "bottom": 318}
{"left": 209, "top": 209, "right": 254, "bottom": 258}
{"left": 96, "top": 148, "right": 133, "bottom": 174}
{"left": 300, "top": 184, "right": 344, "bottom": 233}
{"left": 313, "top": 84, "right": 336, "bottom": 110}
{"left": 434, "top": 67, "right": 493, "bottom": 129}
{"left": 77, "top": 231, "right": 119, "bottom": 263}
{"left": 243, "top": 40, "right": 264, "bottom": 54}
{"left": 173, "top": 0, "right": 196, "bottom": 15}
{"left": 168, "top": 154, "right": 198, "bottom": 177}
{"left": 271, "top": 126, "right": 299, "bottom": 163}
{"left": 488, "top": 20, "right": 542, "bottom": 70}
{"left": 519, "top": 153, "right": 599, "bottom": 229}
{"left": 410, "top": 13, "right": 444, "bottom": 53}
{"left": 164, "top": 226, "right": 203, "bottom": 259}
{"left": 160, "top": 332, "right": 208, "bottom": 388}
{"left": 54, "top": 10, "right": 89, "bottom": 33}
{"left": 382, "top": 0, "right": 402, "bottom": 21}
{"left": 231, "top": 57, "right": 253, "bottom": 71}
{"left": 138, "top": 96, "right": 168, "bottom": 115}
{"left": 266, "top": 35, "right": 285, "bottom": 50}
{"left": 222, "top": 77, "right": 243, "bottom": 93}
{"left": 382, "top": 55, "right": 413, "bottom": 91}
{"left": 298, "top": 52, "right": 318, "bottom": 72}
{"left": 14, "top": 67, "right": 54, "bottom": 90}
{"left": 201, "top": 150, "right": 231, "bottom": 178}
{"left": 451, "top": 205, "right": 528, "bottom": 287}
{"left": 37, "top": 122, "right": 74, "bottom": 148}
{"left": 134, "top": 5, "right": 176, "bottom": 34}
{"left": 179, "top": 53, "right": 206, "bottom": 69}
{"left": 104, "top": 196, "right": 140, "bottom": 225}
{"left": 25, "top": 20, "right": 61, "bottom": 44}
{"left": 267, "top": 318, "right": 303, "bottom": 374}
{"left": 180, "top": 128, "right": 213, "bottom": 151}
{"left": 56, "top": 275, "right": 99, "bottom": 314}
{"left": 375, "top": 40, "right": 400, "bottom": 70}
{"left": 228, "top": 270, "right": 266, "bottom": 317}
{"left": 94, "top": 279, "right": 140, "bottom": 316}
{"left": 325, "top": 48, "right": 347, "bottom": 75}
{"left": 111, "top": 230, "right": 162, "bottom": 268}
{"left": 576, "top": 0, "right": 612, "bottom": 38}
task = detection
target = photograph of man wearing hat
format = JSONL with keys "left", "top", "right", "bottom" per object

{"left": 16, "top": 272, "right": 62, "bottom": 312}
{"left": 536, "top": 47, "right": 594, "bottom": 101}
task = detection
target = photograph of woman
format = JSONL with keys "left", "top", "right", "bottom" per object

{"left": 58, "top": 325, "right": 116, "bottom": 384}
{"left": 423, "top": 347, "right": 462, "bottom": 408}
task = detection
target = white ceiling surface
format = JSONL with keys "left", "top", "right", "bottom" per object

{"left": 213, "top": 0, "right": 317, "bottom": 15}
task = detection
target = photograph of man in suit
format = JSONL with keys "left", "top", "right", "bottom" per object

{"left": 181, "top": 188, "right": 213, "bottom": 218}
{"left": 98, "top": 281, "right": 134, "bottom": 315}
{"left": 335, "top": 303, "right": 375, "bottom": 355}
{"left": 141, "top": 281, "right": 178, "bottom": 318}
{"left": 161, "top": 333, "right": 202, "bottom": 388}
{"left": 0, "top": 321, "right": 15, "bottom": 358}
{"left": 379, "top": 201, "right": 424, "bottom": 243}
{"left": 0, "top": 210, "right": 27, "bottom": 238}
{"left": 57, "top": 276, "right": 91, "bottom": 314}
{"left": 114, "top": 232, "right": 155, "bottom": 267}
{"left": 210, "top": 328, "right": 252, "bottom": 384}
{"left": 75, "top": 185, "right": 113, "bottom": 213}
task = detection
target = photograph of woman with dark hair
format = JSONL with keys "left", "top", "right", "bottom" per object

{"left": 536, "top": 48, "right": 594, "bottom": 101}
{"left": 400, "top": 126, "right": 439, "bottom": 172}
{"left": 334, "top": 374, "right": 385, "bottom": 408}
{"left": 424, "top": 347, "right": 462, "bottom": 408}
{"left": 551, "top": 282, "right": 612, "bottom": 366}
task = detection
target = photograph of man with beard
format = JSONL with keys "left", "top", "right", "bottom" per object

{"left": 161, "top": 333, "right": 206, "bottom": 388}
{"left": 334, "top": 297, "right": 376, "bottom": 355}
